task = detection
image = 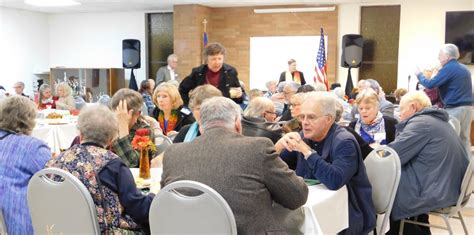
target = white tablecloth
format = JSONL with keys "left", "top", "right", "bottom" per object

{"left": 32, "top": 121, "right": 78, "bottom": 153}
{"left": 273, "top": 184, "right": 349, "bottom": 234}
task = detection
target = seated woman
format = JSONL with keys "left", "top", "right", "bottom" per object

{"left": 242, "top": 97, "right": 282, "bottom": 144}
{"left": 349, "top": 90, "right": 397, "bottom": 147}
{"left": 55, "top": 82, "right": 75, "bottom": 111}
{"left": 281, "top": 92, "right": 307, "bottom": 133}
{"left": 46, "top": 104, "right": 154, "bottom": 234}
{"left": 173, "top": 84, "right": 222, "bottom": 143}
{"left": 152, "top": 82, "right": 194, "bottom": 136}
{"left": 37, "top": 83, "right": 58, "bottom": 109}
{"left": 139, "top": 80, "right": 155, "bottom": 115}
{"left": 110, "top": 88, "right": 154, "bottom": 168}
{"left": 0, "top": 96, "right": 51, "bottom": 234}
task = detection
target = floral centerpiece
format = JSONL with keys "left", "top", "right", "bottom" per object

{"left": 131, "top": 128, "right": 156, "bottom": 179}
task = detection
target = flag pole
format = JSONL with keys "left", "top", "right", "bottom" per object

{"left": 202, "top": 19, "right": 208, "bottom": 64}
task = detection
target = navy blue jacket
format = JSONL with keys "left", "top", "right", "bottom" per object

{"left": 280, "top": 124, "right": 376, "bottom": 235}
{"left": 417, "top": 59, "right": 472, "bottom": 107}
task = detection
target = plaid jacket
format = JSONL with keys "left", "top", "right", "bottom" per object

{"left": 111, "top": 119, "right": 153, "bottom": 167}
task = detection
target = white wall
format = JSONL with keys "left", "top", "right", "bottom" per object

{"left": 337, "top": 0, "right": 474, "bottom": 92}
{"left": 48, "top": 11, "right": 147, "bottom": 84}
{"left": 0, "top": 7, "right": 49, "bottom": 95}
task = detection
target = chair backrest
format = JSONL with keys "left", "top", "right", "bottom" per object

{"left": 364, "top": 146, "right": 401, "bottom": 234}
{"left": 448, "top": 116, "right": 461, "bottom": 136}
{"left": 155, "top": 133, "right": 173, "bottom": 156}
{"left": 455, "top": 157, "right": 474, "bottom": 211}
{"left": 149, "top": 180, "right": 237, "bottom": 234}
{"left": 27, "top": 168, "right": 100, "bottom": 234}
{"left": 0, "top": 209, "right": 7, "bottom": 235}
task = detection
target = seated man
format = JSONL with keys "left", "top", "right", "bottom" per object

{"left": 387, "top": 91, "right": 469, "bottom": 235}
{"left": 242, "top": 97, "right": 282, "bottom": 144}
{"left": 276, "top": 91, "right": 375, "bottom": 235}
{"left": 160, "top": 97, "right": 308, "bottom": 234}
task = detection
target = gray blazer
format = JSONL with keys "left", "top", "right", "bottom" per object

{"left": 156, "top": 65, "right": 177, "bottom": 85}
{"left": 161, "top": 127, "right": 308, "bottom": 234}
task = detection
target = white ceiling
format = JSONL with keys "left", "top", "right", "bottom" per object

{"left": 0, "top": 0, "right": 381, "bottom": 14}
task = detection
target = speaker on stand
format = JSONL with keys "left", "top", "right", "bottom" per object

{"left": 341, "top": 34, "right": 363, "bottom": 97}
{"left": 122, "top": 39, "right": 141, "bottom": 91}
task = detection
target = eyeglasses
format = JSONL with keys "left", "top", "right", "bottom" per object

{"left": 289, "top": 103, "right": 301, "bottom": 108}
{"left": 265, "top": 110, "right": 277, "bottom": 116}
{"left": 297, "top": 114, "right": 328, "bottom": 122}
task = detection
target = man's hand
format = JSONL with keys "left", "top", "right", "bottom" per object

{"left": 275, "top": 132, "right": 303, "bottom": 153}
{"left": 115, "top": 100, "right": 133, "bottom": 138}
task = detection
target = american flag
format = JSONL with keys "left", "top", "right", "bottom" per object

{"left": 314, "top": 27, "right": 329, "bottom": 91}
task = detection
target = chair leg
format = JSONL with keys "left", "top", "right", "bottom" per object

{"left": 399, "top": 219, "right": 405, "bottom": 235}
{"left": 457, "top": 211, "right": 468, "bottom": 235}
{"left": 439, "top": 215, "right": 453, "bottom": 235}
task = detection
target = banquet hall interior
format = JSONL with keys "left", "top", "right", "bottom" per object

{"left": 0, "top": 0, "right": 473, "bottom": 234}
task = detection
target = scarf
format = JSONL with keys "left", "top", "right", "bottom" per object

{"left": 285, "top": 70, "right": 301, "bottom": 84}
{"left": 184, "top": 122, "right": 200, "bottom": 142}
{"left": 158, "top": 109, "right": 179, "bottom": 135}
{"left": 354, "top": 111, "right": 386, "bottom": 144}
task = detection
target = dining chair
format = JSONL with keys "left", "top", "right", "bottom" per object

{"left": 0, "top": 209, "right": 7, "bottom": 235}
{"left": 364, "top": 146, "right": 401, "bottom": 235}
{"left": 149, "top": 180, "right": 237, "bottom": 234}
{"left": 399, "top": 157, "right": 474, "bottom": 235}
{"left": 448, "top": 116, "right": 461, "bottom": 136}
{"left": 154, "top": 133, "right": 173, "bottom": 156}
{"left": 27, "top": 168, "right": 100, "bottom": 234}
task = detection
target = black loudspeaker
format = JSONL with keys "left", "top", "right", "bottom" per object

{"left": 341, "top": 34, "right": 363, "bottom": 68}
{"left": 122, "top": 39, "right": 141, "bottom": 69}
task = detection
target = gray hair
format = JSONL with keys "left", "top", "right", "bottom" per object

{"left": 167, "top": 54, "right": 178, "bottom": 63}
{"left": 0, "top": 96, "right": 37, "bottom": 135}
{"left": 440, "top": 43, "right": 460, "bottom": 60}
{"left": 304, "top": 91, "right": 337, "bottom": 119}
{"left": 111, "top": 88, "right": 144, "bottom": 114}
{"left": 200, "top": 97, "right": 241, "bottom": 131}
{"left": 277, "top": 82, "right": 287, "bottom": 92}
{"left": 244, "top": 97, "right": 274, "bottom": 118}
{"left": 332, "top": 87, "right": 345, "bottom": 99}
{"left": 366, "top": 79, "right": 381, "bottom": 93}
{"left": 14, "top": 81, "right": 25, "bottom": 88}
{"left": 39, "top": 83, "right": 51, "bottom": 94}
{"left": 77, "top": 104, "right": 118, "bottom": 146}
{"left": 265, "top": 80, "right": 277, "bottom": 89}
{"left": 284, "top": 81, "right": 301, "bottom": 92}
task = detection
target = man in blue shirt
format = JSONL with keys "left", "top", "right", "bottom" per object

{"left": 276, "top": 92, "right": 375, "bottom": 235}
{"left": 416, "top": 44, "right": 472, "bottom": 153}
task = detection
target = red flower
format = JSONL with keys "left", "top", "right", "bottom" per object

{"left": 135, "top": 128, "right": 149, "bottom": 136}
{"left": 131, "top": 128, "right": 156, "bottom": 152}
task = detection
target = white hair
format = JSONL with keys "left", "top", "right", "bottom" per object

{"left": 440, "top": 44, "right": 460, "bottom": 60}
{"left": 304, "top": 91, "right": 337, "bottom": 119}
{"left": 200, "top": 97, "right": 242, "bottom": 131}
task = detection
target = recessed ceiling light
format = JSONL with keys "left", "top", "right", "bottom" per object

{"left": 24, "top": 0, "right": 81, "bottom": 7}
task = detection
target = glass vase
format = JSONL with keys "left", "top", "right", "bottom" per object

{"left": 139, "top": 149, "right": 150, "bottom": 179}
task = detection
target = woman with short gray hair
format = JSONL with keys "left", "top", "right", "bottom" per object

{"left": 46, "top": 104, "right": 154, "bottom": 234}
{"left": 0, "top": 96, "right": 51, "bottom": 234}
